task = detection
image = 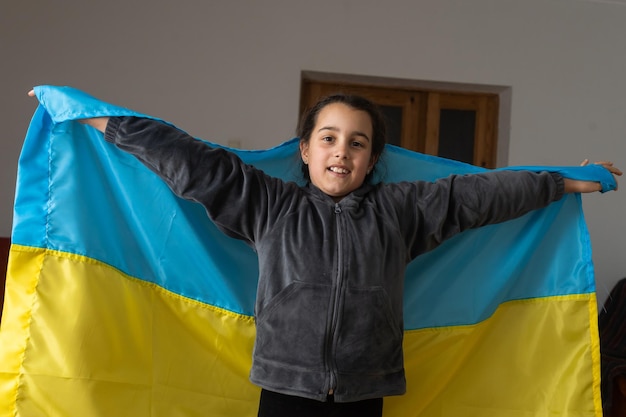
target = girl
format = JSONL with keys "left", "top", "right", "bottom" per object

{"left": 29, "top": 90, "right": 621, "bottom": 417}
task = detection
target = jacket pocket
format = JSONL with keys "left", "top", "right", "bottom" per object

{"left": 255, "top": 281, "right": 332, "bottom": 370}
{"left": 335, "top": 286, "right": 404, "bottom": 375}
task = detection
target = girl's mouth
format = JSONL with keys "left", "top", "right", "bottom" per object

{"left": 329, "top": 166, "right": 350, "bottom": 174}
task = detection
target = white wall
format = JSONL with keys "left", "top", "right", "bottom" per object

{"left": 2, "top": 0, "right": 625, "bottom": 303}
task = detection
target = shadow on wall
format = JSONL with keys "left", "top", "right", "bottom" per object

{"left": 0, "top": 237, "right": 9, "bottom": 323}
{"left": 600, "top": 277, "right": 626, "bottom": 417}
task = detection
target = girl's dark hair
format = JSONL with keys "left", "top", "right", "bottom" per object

{"left": 296, "top": 94, "right": 387, "bottom": 182}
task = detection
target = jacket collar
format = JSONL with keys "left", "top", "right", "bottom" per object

{"left": 305, "top": 182, "right": 375, "bottom": 209}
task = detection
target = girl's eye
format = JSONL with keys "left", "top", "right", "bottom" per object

{"left": 351, "top": 141, "right": 364, "bottom": 148}
{"left": 322, "top": 136, "right": 334, "bottom": 142}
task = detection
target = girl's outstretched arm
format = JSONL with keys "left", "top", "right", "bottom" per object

{"left": 564, "top": 160, "right": 622, "bottom": 193}
{"left": 27, "top": 89, "right": 621, "bottom": 193}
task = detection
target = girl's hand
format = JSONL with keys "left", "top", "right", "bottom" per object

{"left": 564, "top": 159, "right": 623, "bottom": 193}
{"left": 27, "top": 89, "right": 109, "bottom": 133}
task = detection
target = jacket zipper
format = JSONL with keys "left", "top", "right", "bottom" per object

{"left": 327, "top": 203, "right": 344, "bottom": 395}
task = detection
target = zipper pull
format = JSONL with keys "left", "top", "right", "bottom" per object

{"left": 334, "top": 204, "right": 341, "bottom": 214}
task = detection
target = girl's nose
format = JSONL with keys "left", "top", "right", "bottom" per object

{"left": 334, "top": 141, "right": 350, "bottom": 158}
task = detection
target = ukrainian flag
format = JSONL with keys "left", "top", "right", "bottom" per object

{"left": 0, "top": 86, "right": 614, "bottom": 416}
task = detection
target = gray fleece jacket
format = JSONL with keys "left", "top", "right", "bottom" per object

{"left": 104, "top": 116, "right": 565, "bottom": 403}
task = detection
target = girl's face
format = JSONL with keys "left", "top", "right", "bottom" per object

{"left": 300, "top": 102, "right": 376, "bottom": 201}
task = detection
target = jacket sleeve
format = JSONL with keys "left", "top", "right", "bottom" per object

{"left": 386, "top": 170, "right": 565, "bottom": 258}
{"left": 103, "top": 116, "right": 291, "bottom": 244}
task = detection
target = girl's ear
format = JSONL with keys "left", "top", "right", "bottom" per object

{"left": 300, "top": 141, "right": 309, "bottom": 164}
